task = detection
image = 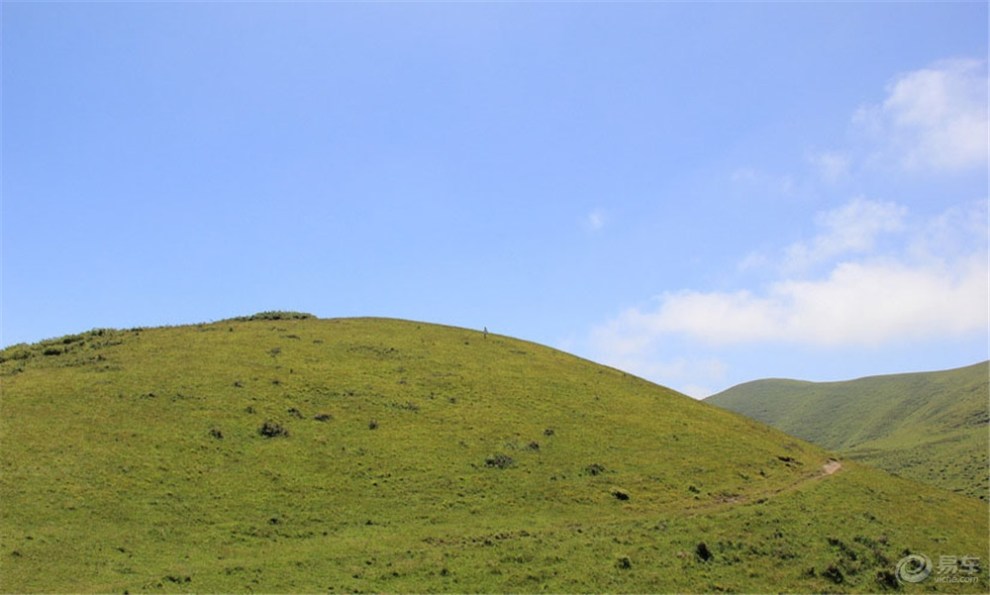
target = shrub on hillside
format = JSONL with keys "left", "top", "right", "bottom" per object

{"left": 584, "top": 463, "right": 606, "bottom": 476}
{"left": 0, "top": 345, "right": 32, "bottom": 363}
{"left": 258, "top": 421, "right": 289, "bottom": 438}
{"left": 610, "top": 487, "right": 630, "bottom": 501}
{"left": 485, "top": 453, "right": 515, "bottom": 469}
{"left": 231, "top": 311, "right": 316, "bottom": 322}
{"left": 823, "top": 564, "right": 844, "bottom": 584}
{"left": 696, "top": 542, "right": 713, "bottom": 562}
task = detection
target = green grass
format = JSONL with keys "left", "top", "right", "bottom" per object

{"left": 1, "top": 316, "right": 987, "bottom": 593}
{"left": 706, "top": 362, "right": 989, "bottom": 500}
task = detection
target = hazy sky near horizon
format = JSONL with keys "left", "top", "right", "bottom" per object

{"left": 3, "top": 2, "right": 987, "bottom": 396}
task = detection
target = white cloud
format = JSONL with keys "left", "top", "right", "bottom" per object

{"left": 586, "top": 339, "right": 727, "bottom": 398}
{"left": 854, "top": 59, "right": 988, "bottom": 172}
{"left": 581, "top": 59, "right": 988, "bottom": 396}
{"left": 808, "top": 150, "right": 851, "bottom": 183}
{"left": 782, "top": 197, "right": 906, "bottom": 272}
{"left": 636, "top": 256, "right": 986, "bottom": 347}
{"left": 737, "top": 251, "right": 769, "bottom": 272}
{"left": 590, "top": 199, "right": 988, "bottom": 354}
{"left": 586, "top": 208, "right": 606, "bottom": 231}
{"left": 909, "top": 200, "right": 989, "bottom": 264}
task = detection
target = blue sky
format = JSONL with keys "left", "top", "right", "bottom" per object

{"left": 3, "top": 2, "right": 987, "bottom": 397}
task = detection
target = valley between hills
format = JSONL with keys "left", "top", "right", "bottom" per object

{"left": 707, "top": 362, "right": 989, "bottom": 501}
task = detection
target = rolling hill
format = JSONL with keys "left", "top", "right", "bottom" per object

{"left": 1, "top": 314, "right": 987, "bottom": 593}
{"left": 706, "top": 362, "right": 989, "bottom": 500}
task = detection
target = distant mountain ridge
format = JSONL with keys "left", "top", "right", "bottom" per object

{"left": 706, "top": 362, "right": 989, "bottom": 500}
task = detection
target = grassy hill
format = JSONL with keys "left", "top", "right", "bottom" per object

{"left": 706, "top": 362, "right": 989, "bottom": 500}
{"left": 1, "top": 314, "right": 987, "bottom": 593}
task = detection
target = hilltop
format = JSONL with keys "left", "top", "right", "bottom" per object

{"left": 706, "top": 362, "right": 989, "bottom": 500}
{"left": 1, "top": 314, "right": 987, "bottom": 593}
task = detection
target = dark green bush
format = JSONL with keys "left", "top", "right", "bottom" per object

{"left": 695, "top": 542, "right": 713, "bottom": 562}
{"left": 258, "top": 421, "right": 289, "bottom": 438}
{"left": 485, "top": 453, "right": 515, "bottom": 469}
{"left": 231, "top": 311, "right": 316, "bottom": 322}
{"left": 584, "top": 463, "right": 606, "bottom": 476}
{"left": 823, "top": 564, "right": 844, "bottom": 583}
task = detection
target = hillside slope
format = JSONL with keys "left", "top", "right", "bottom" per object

{"left": 1, "top": 315, "right": 987, "bottom": 593}
{"left": 706, "top": 362, "right": 989, "bottom": 500}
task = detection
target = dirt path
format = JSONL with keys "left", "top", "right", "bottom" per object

{"left": 684, "top": 458, "right": 843, "bottom": 516}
